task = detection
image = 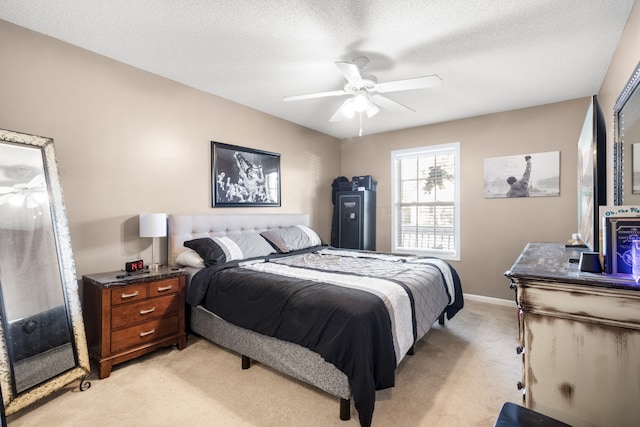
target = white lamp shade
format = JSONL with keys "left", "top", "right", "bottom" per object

{"left": 139, "top": 213, "right": 167, "bottom": 238}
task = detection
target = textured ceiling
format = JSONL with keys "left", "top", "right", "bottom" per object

{"left": 0, "top": 0, "right": 635, "bottom": 139}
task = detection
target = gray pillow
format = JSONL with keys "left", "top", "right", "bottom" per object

{"left": 260, "top": 225, "right": 322, "bottom": 253}
{"left": 212, "top": 234, "right": 275, "bottom": 261}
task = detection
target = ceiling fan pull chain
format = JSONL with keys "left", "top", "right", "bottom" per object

{"left": 359, "top": 112, "right": 363, "bottom": 136}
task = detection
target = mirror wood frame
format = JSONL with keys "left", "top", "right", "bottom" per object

{"left": 614, "top": 60, "right": 640, "bottom": 205}
{"left": 0, "top": 129, "right": 90, "bottom": 416}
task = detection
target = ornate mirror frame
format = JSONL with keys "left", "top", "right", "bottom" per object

{"left": 0, "top": 129, "right": 90, "bottom": 415}
{"left": 614, "top": 61, "right": 640, "bottom": 205}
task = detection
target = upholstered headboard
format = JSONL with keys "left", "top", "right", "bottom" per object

{"left": 167, "top": 214, "right": 309, "bottom": 267}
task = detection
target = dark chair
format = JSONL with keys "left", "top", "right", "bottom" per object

{"left": 494, "top": 402, "right": 571, "bottom": 427}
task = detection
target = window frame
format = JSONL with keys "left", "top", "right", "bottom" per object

{"left": 390, "top": 142, "right": 460, "bottom": 261}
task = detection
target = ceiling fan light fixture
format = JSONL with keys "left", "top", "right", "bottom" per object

{"left": 25, "top": 195, "right": 40, "bottom": 209}
{"left": 353, "top": 91, "right": 369, "bottom": 112}
{"left": 8, "top": 193, "right": 25, "bottom": 207}
{"left": 366, "top": 102, "right": 380, "bottom": 118}
{"left": 341, "top": 99, "right": 356, "bottom": 118}
{"left": 32, "top": 191, "right": 47, "bottom": 204}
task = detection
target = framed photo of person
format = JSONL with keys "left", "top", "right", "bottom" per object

{"left": 211, "top": 142, "right": 281, "bottom": 207}
{"left": 484, "top": 151, "right": 560, "bottom": 199}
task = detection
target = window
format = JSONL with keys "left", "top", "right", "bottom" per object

{"left": 391, "top": 142, "right": 460, "bottom": 260}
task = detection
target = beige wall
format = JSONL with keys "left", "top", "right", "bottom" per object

{"left": 341, "top": 99, "right": 588, "bottom": 300}
{"left": 0, "top": 21, "right": 341, "bottom": 277}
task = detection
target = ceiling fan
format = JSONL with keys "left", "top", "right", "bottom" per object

{"left": 0, "top": 174, "right": 47, "bottom": 208}
{"left": 283, "top": 56, "right": 442, "bottom": 122}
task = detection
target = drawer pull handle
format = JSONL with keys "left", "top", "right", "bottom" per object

{"left": 157, "top": 285, "right": 173, "bottom": 292}
{"left": 139, "top": 329, "right": 155, "bottom": 337}
{"left": 139, "top": 307, "right": 156, "bottom": 315}
{"left": 120, "top": 291, "right": 140, "bottom": 299}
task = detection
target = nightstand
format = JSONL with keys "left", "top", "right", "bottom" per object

{"left": 82, "top": 267, "right": 187, "bottom": 379}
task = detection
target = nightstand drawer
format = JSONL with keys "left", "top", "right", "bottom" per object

{"left": 110, "top": 294, "right": 179, "bottom": 329}
{"left": 149, "top": 278, "right": 180, "bottom": 297}
{"left": 111, "top": 314, "right": 179, "bottom": 353}
{"left": 111, "top": 283, "right": 148, "bottom": 305}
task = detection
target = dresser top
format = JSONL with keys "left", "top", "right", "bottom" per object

{"left": 83, "top": 266, "right": 186, "bottom": 288}
{"left": 506, "top": 242, "right": 640, "bottom": 292}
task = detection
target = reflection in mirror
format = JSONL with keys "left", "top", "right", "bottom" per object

{"left": 614, "top": 61, "right": 640, "bottom": 205}
{"left": 0, "top": 129, "right": 89, "bottom": 415}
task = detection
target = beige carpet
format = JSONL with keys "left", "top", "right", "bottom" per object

{"left": 7, "top": 299, "right": 522, "bottom": 426}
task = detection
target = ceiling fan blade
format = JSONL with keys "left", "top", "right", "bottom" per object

{"left": 372, "top": 94, "right": 415, "bottom": 113}
{"left": 376, "top": 75, "right": 442, "bottom": 93}
{"left": 329, "top": 98, "right": 355, "bottom": 122}
{"left": 0, "top": 186, "right": 16, "bottom": 194}
{"left": 27, "top": 174, "right": 45, "bottom": 188}
{"left": 283, "top": 89, "right": 346, "bottom": 102}
{"left": 335, "top": 61, "right": 364, "bottom": 87}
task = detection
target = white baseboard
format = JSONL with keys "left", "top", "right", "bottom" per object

{"left": 464, "top": 293, "right": 516, "bottom": 307}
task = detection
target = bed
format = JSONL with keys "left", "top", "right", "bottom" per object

{"left": 167, "top": 213, "right": 463, "bottom": 427}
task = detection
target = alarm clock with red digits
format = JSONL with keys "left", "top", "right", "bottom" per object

{"left": 125, "top": 259, "right": 144, "bottom": 273}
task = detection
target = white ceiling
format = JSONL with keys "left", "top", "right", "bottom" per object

{"left": 0, "top": 1, "right": 635, "bottom": 139}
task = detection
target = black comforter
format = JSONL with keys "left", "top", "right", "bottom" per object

{"left": 187, "top": 247, "right": 463, "bottom": 427}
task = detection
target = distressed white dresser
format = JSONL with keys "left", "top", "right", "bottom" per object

{"left": 505, "top": 242, "right": 640, "bottom": 427}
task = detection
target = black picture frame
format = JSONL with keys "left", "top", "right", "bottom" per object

{"left": 211, "top": 141, "right": 281, "bottom": 207}
{"left": 577, "top": 95, "right": 606, "bottom": 251}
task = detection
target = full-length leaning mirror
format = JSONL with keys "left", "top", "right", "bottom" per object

{"left": 614, "top": 60, "right": 640, "bottom": 205}
{"left": 0, "top": 129, "right": 89, "bottom": 415}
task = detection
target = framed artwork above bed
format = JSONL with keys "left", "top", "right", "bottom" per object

{"left": 211, "top": 142, "right": 281, "bottom": 207}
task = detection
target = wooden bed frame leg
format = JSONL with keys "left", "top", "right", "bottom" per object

{"left": 241, "top": 355, "right": 251, "bottom": 369}
{"left": 339, "top": 398, "right": 350, "bottom": 421}
{"left": 438, "top": 312, "right": 446, "bottom": 325}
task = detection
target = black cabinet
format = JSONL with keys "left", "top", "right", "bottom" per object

{"left": 336, "top": 190, "right": 376, "bottom": 251}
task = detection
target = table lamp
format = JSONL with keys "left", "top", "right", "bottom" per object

{"left": 139, "top": 213, "right": 167, "bottom": 271}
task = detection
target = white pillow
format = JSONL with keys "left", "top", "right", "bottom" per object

{"left": 175, "top": 248, "right": 205, "bottom": 268}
